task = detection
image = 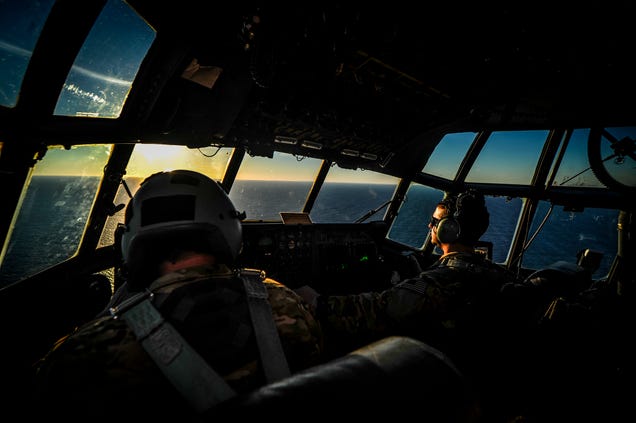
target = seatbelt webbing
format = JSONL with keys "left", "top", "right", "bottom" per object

{"left": 116, "top": 292, "right": 237, "bottom": 412}
{"left": 241, "top": 269, "right": 291, "bottom": 382}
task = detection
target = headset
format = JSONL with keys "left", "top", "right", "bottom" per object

{"left": 435, "top": 191, "right": 475, "bottom": 244}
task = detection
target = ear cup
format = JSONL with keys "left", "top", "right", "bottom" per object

{"left": 436, "top": 216, "right": 461, "bottom": 243}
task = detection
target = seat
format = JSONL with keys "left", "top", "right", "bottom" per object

{"left": 524, "top": 260, "right": 594, "bottom": 300}
{"left": 211, "top": 336, "right": 478, "bottom": 422}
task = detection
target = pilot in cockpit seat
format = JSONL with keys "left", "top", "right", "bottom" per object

{"left": 32, "top": 170, "right": 323, "bottom": 421}
{"left": 296, "top": 188, "right": 520, "bottom": 420}
{"left": 297, "top": 189, "right": 516, "bottom": 353}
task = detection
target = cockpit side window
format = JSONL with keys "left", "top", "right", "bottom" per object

{"left": 522, "top": 202, "right": 618, "bottom": 279}
{"left": 387, "top": 182, "right": 524, "bottom": 264}
{"left": 387, "top": 182, "right": 444, "bottom": 249}
{"left": 0, "top": 145, "right": 111, "bottom": 287}
{"left": 481, "top": 196, "right": 524, "bottom": 264}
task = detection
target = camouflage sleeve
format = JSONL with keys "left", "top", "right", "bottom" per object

{"left": 264, "top": 278, "right": 324, "bottom": 371}
{"left": 320, "top": 290, "right": 391, "bottom": 336}
{"left": 319, "top": 273, "right": 463, "bottom": 340}
{"left": 32, "top": 316, "right": 179, "bottom": 419}
{"left": 386, "top": 274, "right": 461, "bottom": 326}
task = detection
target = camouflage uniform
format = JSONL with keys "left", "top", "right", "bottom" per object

{"left": 33, "top": 264, "right": 323, "bottom": 421}
{"left": 317, "top": 251, "right": 516, "bottom": 361}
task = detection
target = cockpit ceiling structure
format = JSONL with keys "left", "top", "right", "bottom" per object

{"left": 3, "top": 2, "right": 635, "bottom": 159}
{"left": 128, "top": 1, "right": 636, "bottom": 143}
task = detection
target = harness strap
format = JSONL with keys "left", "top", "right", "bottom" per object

{"left": 111, "top": 269, "right": 291, "bottom": 412}
{"left": 240, "top": 269, "right": 292, "bottom": 382}
{"left": 112, "top": 291, "right": 237, "bottom": 413}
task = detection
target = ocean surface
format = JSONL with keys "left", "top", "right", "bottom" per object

{"left": 0, "top": 176, "right": 619, "bottom": 286}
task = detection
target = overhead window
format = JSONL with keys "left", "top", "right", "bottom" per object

{"left": 0, "top": 0, "right": 56, "bottom": 108}
{"left": 421, "top": 132, "right": 476, "bottom": 180}
{"left": 53, "top": 0, "right": 155, "bottom": 118}
{"left": 465, "top": 130, "right": 549, "bottom": 185}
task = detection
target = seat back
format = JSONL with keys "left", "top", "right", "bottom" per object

{"left": 212, "top": 336, "right": 478, "bottom": 422}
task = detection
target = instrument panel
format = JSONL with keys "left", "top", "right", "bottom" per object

{"left": 238, "top": 222, "right": 393, "bottom": 294}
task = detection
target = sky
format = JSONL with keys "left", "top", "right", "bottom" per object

{"left": 33, "top": 144, "right": 400, "bottom": 185}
